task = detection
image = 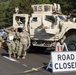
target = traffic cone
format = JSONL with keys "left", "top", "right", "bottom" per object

{"left": 58, "top": 45, "right": 62, "bottom": 52}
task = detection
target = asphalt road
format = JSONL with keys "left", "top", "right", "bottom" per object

{"left": 0, "top": 47, "right": 76, "bottom": 75}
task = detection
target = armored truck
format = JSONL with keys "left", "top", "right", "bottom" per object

{"left": 13, "top": 3, "right": 76, "bottom": 51}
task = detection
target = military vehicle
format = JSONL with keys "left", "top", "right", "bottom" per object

{"left": 13, "top": 3, "right": 76, "bottom": 51}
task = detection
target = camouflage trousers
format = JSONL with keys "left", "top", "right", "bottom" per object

{"left": 15, "top": 40, "right": 19, "bottom": 54}
{"left": 7, "top": 41, "right": 16, "bottom": 55}
{"left": 17, "top": 42, "right": 27, "bottom": 57}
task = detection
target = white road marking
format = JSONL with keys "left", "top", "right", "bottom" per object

{"left": 3, "top": 56, "right": 19, "bottom": 63}
{"left": 3, "top": 56, "right": 28, "bottom": 68}
{"left": 22, "top": 64, "right": 28, "bottom": 67}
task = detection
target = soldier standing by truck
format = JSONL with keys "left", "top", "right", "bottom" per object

{"left": 17, "top": 28, "right": 30, "bottom": 59}
{"left": 4, "top": 27, "right": 16, "bottom": 59}
{"left": 22, "top": 28, "right": 30, "bottom": 59}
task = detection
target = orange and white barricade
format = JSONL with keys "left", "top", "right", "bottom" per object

{"left": 55, "top": 42, "right": 68, "bottom": 52}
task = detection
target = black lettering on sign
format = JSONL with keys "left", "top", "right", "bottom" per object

{"left": 75, "top": 62, "right": 76, "bottom": 68}
{"left": 62, "top": 54, "right": 66, "bottom": 60}
{"left": 58, "top": 54, "right": 61, "bottom": 60}
{"left": 59, "top": 63, "right": 63, "bottom": 69}
{"left": 71, "top": 62, "right": 75, "bottom": 68}
{"left": 67, "top": 62, "right": 71, "bottom": 69}
{"left": 55, "top": 63, "right": 58, "bottom": 69}
{"left": 58, "top": 54, "right": 75, "bottom": 61}
{"left": 67, "top": 54, "right": 71, "bottom": 60}
{"left": 71, "top": 54, "right": 75, "bottom": 60}
{"left": 67, "top": 54, "right": 75, "bottom": 60}
{"left": 63, "top": 63, "right": 67, "bottom": 69}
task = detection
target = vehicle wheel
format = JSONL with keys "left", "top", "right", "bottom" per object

{"left": 65, "top": 35, "right": 76, "bottom": 51}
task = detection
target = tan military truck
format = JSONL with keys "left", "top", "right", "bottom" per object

{"left": 13, "top": 3, "right": 76, "bottom": 51}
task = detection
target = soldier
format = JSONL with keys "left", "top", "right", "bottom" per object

{"left": 17, "top": 28, "right": 30, "bottom": 59}
{"left": 5, "top": 27, "right": 16, "bottom": 59}
{"left": 22, "top": 28, "right": 30, "bottom": 59}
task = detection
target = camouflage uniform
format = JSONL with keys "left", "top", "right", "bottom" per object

{"left": 17, "top": 30, "right": 30, "bottom": 59}
{"left": 14, "top": 30, "right": 20, "bottom": 56}
{"left": 5, "top": 28, "right": 16, "bottom": 58}
{"left": 0, "top": 36, "right": 3, "bottom": 41}
{"left": 0, "top": 36, "right": 3, "bottom": 48}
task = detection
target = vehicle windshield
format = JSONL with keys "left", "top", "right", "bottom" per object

{"left": 45, "top": 15, "right": 55, "bottom": 23}
{"left": 16, "top": 16, "right": 25, "bottom": 23}
{"left": 58, "top": 15, "right": 66, "bottom": 21}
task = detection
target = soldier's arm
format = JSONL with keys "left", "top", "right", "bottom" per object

{"left": 4, "top": 28, "right": 10, "bottom": 33}
{"left": 0, "top": 36, "right": 3, "bottom": 42}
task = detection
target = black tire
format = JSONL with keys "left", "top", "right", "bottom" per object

{"left": 65, "top": 35, "right": 76, "bottom": 51}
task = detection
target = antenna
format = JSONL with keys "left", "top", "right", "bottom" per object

{"left": 15, "top": 7, "right": 19, "bottom": 14}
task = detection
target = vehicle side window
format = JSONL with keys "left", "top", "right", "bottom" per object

{"left": 44, "top": 6, "right": 50, "bottom": 11}
{"left": 58, "top": 16, "right": 65, "bottom": 21}
{"left": 15, "top": 16, "right": 25, "bottom": 23}
{"left": 45, "top": 15, "right": 55, "bottom": 23}
{"left": 32, "top": 17, "right": 37, "bottom": 22}
{"left": 34, "top": 6, "right": 37, "bottom": 11}
{"left": 38, "top": 6, "right": 42, "bottom": 11}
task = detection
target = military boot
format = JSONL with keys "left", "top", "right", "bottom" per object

{"left": 22, "top": 56, "right": 25, "bottom": 59}
{"left": 17, "top": 56, "right": 20, "bottom": 60}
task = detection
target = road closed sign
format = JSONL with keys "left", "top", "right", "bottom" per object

{"left": 51, "top": 52, "right": 76, "bottom": 72}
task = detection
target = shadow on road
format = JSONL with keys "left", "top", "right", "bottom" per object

{"left": 42, "top": 62, "right": 52, "bottom": 73}
{"left": 1, "top": 53, "right": 9, "bottom": 57}
{"left": 27, "top": 46, "right": 54, "bottom": 55}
